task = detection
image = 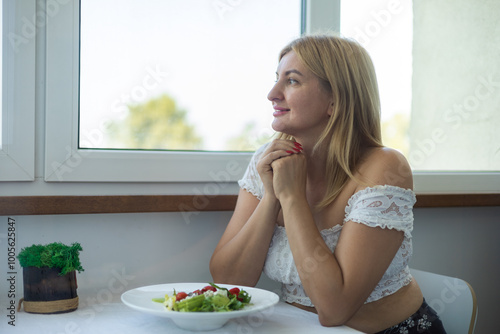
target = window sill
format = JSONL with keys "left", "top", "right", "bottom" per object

{"left": 1, "top": 193, "right": 499, "bottom": 216}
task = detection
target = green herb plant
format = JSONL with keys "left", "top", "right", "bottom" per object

{"left": 17, "top": 242, "right": 84, "bottom": 276}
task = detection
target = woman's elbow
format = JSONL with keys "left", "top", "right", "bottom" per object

{"left": 317, "top": 307, "right": 353, "bottom": 327}
{"left": 209, "top": 255, "right": 223, "bottom": 280}
{"left": 318, "top": 314, "right": 346, "bottom": 327}
{"left": 209, "top": 256, "right": 225, "bottom": 282}
{"left": 209, "top": 258, "right": 259, "bottom": 286}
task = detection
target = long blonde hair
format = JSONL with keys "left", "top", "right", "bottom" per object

{"left": 277, "top": 34, "right": 383, "bottom": 209}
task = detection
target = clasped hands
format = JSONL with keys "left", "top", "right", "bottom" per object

{"left": 257, "top": 139, "right": 307, "bottom": 203}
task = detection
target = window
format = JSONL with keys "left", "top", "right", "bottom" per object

{"left": 79, "top": 0, "right": 300, "bottom": 152}
{"left": 340, "top": 0, "right": 499, "bottom": 192}
{"left": 0, "top": 0, "right": 35, "bottom": 181}
{"left": 44, "top": 0, "right": 499, "bottom": 192}
{"left": 341, "top": 0, "right": 500, "bottom": 172}
{"left": 45, "top": 0, "right": 301, "bottom": 182}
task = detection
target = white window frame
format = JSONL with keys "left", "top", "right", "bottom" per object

{"left": 44, "top": 0, "right": 499, "bottom": 193}
{"left": 0, "top": 0, "right": 36, "bottom": 181}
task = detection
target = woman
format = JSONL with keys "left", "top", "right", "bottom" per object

{"left": 209, "top": 34, "right": 446, "bottom": 334}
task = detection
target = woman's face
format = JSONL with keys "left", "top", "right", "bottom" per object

{"left": 267, "top": 50, "right": 333, "bottom": 139}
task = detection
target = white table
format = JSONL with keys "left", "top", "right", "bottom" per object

{"left": 5, "top": 301, "right": 363, "bottom": 333}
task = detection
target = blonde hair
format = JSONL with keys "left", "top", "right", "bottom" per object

{"left": 277, "top": 34, "right": 383, "bottom": 209}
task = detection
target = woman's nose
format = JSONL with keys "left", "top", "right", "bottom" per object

{"left": 267, "top": 82, "right": 283, "bottom": 102}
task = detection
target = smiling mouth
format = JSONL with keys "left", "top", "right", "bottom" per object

{"left": 273, "top": 108, "right": 290, "bottom": 116}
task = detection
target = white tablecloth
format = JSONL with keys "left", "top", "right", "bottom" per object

{"left": 4, "top": 301, "right": 363, "bottom": 334}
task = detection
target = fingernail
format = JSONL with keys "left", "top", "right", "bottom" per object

{"left": 293, "top": 147, "right": 301, "bottom": 152}
{"left": 286, "top": 150, "right": 294, "bottom": 154}
{"left": 294, "top": 142, "right": 302, "bottom": 148}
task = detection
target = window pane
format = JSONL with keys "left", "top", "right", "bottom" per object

{"left": 341, "top": 0, "right": 500, "bottom": 171}
{"left": 341, "top": 0, "right": 412, "bottom": 162}
{"left": 79, "top": 0, "right": 301, "bottom": 152}
{"left": 409, "top": 0, "right": 500, "bottom": 171}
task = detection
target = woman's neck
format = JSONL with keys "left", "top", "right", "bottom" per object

{"left": 295, "top": 137, "right": 328, "bottom": 185}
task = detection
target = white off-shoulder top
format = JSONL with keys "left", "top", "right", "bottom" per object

{"left": 238, "top": 143, "right": 416, "bottom": 306}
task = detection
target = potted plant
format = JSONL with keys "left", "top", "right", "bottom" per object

{"left": 17, "top": 242, "right": 84, "bottom": 314}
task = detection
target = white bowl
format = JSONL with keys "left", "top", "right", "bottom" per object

{"left": 121, "top": 282, "right": 280, "bottom": 331}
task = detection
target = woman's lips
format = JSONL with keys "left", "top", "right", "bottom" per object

{"left": 273, "top": 107, "right": 290, "bottom": 117}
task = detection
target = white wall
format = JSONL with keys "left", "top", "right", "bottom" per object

{"left": 411, "top": 206, "right": 500, "bottom": 334}
{"left": 1, "top": 206, "right": 498, "bottom": 333}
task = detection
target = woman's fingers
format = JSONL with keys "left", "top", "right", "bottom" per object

{"left": 267, "top": 139, "right": 302, "bottom": 152}
{"left": 265, "top": 150, "right": 293, "bottom": 165}
{"left": 257, "top": 139, "right": 303, "bottom": 180}
{"left": 271, "top": 153, "right": 307, "bottom": 200}
{"left": 262, "top": 140, "right": 303, "bottom": 163}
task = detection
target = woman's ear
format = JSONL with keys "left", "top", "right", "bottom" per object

{"left": 327, "top": 102, "right": 334, "bottom": 116}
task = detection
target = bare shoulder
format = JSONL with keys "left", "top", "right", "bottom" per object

{"left": 356, "top": 147, "right": 413, "bottom": 191}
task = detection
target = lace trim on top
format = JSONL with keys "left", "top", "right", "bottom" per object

{"left": 237, "top": 143, "right": 269, "bottom": 200}
{"left": 263, "top": 185, "right": 416, "bottom": 306}
{"left": 344, "top": 185, "right": 416, "bottom": 239}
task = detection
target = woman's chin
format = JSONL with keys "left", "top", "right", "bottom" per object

{"left": 272, "top": 126, "right": 296, "bottom": 139}
{"left": 271, "top": 120, "right": 288, "bottom": 133}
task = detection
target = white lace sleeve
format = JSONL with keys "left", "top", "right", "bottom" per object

{"left": 343, "top": 185, "right": 416, "bottom": 238}
{"left": 237, "top": 143, "right": 269, "bottom": 200}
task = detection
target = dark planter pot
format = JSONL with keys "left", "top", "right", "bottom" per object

{"left": 22, "top": 267, "right": 78, "bottom": 314}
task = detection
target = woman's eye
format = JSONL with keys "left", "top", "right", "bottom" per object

{"left": 274, "top": 77, "right": 298, "bottom": 84}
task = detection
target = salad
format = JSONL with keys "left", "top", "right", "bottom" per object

{"left": 152, "top": 283, "right": 252, "bottom": 312}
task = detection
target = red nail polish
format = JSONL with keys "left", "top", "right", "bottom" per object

{"left": 293, "top": 147, "right": 301, "bottom": 152}
{"left": 294, "top": 142, "right": 302, "bottom": 148}
{"left": 286, "top": 150, "right": 293, "bottom": 154}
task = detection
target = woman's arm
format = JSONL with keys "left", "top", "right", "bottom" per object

{"left": 210, "top": 139, "right": 301, "bottom": 286}
{"left": 282, "top": 201, "right": 405, "bottom": 326}
{"left": 272, "top": 148, "right": 413, "bottom": 326}
{"left": 209, "top": 188, "right": 280, "bottom": 286}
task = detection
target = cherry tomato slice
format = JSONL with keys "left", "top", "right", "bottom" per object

{"left": 228, "top": 287, "right": 240, "bottom": 296}
{"left": 176, "top": 292, "right": 188, "bottom": 301}
{"left": 201, "top": 285, "right": 217, "bottom": 293}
